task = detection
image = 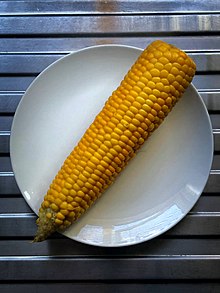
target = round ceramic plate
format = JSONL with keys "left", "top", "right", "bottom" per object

{"left": 10, "top": 45, "right": 213, "bottom": 247}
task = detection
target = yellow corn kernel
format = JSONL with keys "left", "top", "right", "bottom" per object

{"left": 54, "top": 198, "right": 62, "bottom": 207}
{"left": 55, "top": 219, "right": 63, "bottom": 225}
{"left": 68, "top": 211, "right": 76, "bottom": 219}
{"left": 60, "top": 202, "right": 68, "bottom": 210}
{"left": 51, "top": 203, "right": 59, "bottom": 212}
{"left": 64, "top": 182, "right": 72, "bottom": 189}
{"left": 43, "top": 200, "right": 50, "bottom": 208}
{"left": 60, "top": 209, "right": 69, "bottom": 216}
{"left": 62, "top": 188, "right": 69, "bottom": 196}
{"left": 56, "top": 212, "right": 65, "bottom": 220}
{"left": 46, "top": 212, "right": 52, "bottom": 219}
{"left": 66, "top": 196, "right": 73, "bottom": 203}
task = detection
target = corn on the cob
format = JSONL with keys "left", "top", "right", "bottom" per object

{"left": 34, "top": 40, "right": 196, "bottom": 242}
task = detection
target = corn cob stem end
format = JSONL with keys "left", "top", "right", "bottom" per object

{"left": 33, "top": 210, "right": 57, "bottom": 242}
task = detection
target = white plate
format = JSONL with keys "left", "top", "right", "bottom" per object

{"left": 10, "top": 44, "right": 213, "bottom": 247}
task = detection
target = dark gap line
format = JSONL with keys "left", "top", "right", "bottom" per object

{"left": 0, "top": 71, "right": 218, "bottom": 77}
{"left": 0, "top": 194, "right": 24, "bottom": 198}
{"left": 0, "top": 112, "right": 15, "bottom": 116}
{"left": 1, "top": 31, "right": 220, "bottom": 39}
{"left": 0, "top": 153, "right": 10, "bottom": 157}
{"left": 0, "top": 73, "right": 38, "bottom": 77}
{"left": 201, "top": 193, "right": 220, "bottom": 196}
{"left": 208, "top": 110, "right": 220, "bottom": 115}
{"left": 1, "top": 279, "right": 220, "bottom": 284}
{"left": 1, "top": 235, "right": 220, "bottom": 241}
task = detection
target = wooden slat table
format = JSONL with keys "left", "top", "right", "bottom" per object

{"left": 0, "top": 1, "right": 220, "bottom": 292}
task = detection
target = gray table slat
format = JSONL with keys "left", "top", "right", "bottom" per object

{"left": 0, "top": 116, "right": 13, "bottom": 131}
{"left": 214, "top": 134, "right": 220, "bottom": 152}
{"left": 1, "top": 196, "right": 220, "bottom": 214}
{"left": 0, "top": 14, "right": 219, "bottom": 36}
{"left": 0, "top": 0, "right": 219, "bottom": 15}
{"left": 0, "top": 135, "right": 9, "bottom": 154}
{"left": 1, "top": 52, "right": 220, "bottom": 74}
{"left": 193, "top": 75, "right": 220, "bottom": 91}
{"left": 0, "top": 197, "right": 32, "bottom": 213}
{"left": 1, "top": 238, "right": 220, "bottom": 257}
{"left": 192, "top": 196, "right": 220, "bottom": 213}
{"left": 1, "top": 283, "right": 220, "bottom": 293}
{"left": 0, "top": 92, "right": 22, "bottom": 113}
{"left": 0, "top": 175, "right": 19, "bottom": 195}
{"left": 1, "top": 91, "right": 220, "bottom": 116}
{"left": 0, "top": 77, "right": 34, "bottom": 91}
{"left": 1, "top": 36, "right": 220, "bottom": 53}
{"left": 4, "top": 132, "right": 220, "bottom": 157}
{"left": 1, "top": 212, "right": 220, "bottom": 238}
{"left": 1, "top": 154, "right": 219, "bottom": 173}
{"left": 0, "top": 257, "right": 220, "bottom": 280}
{"left": 0, "top": 172, "right": 218, "bottom": 197}
{"left": 0, "top": 74, "right": 219, "bottom": 92}
{"left": 1, "top": 113, "right": 219, "bottom": 133}
{"left": 204, "top": 172, "right": 220, "bottom": 193}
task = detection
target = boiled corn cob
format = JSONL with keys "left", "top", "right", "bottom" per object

{"left": 34, "top": 40, "right": 196, "bottom": 242}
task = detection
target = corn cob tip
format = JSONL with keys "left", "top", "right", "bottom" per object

{"left": 33, "top": 211, "right": 57, "bottom": 242}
